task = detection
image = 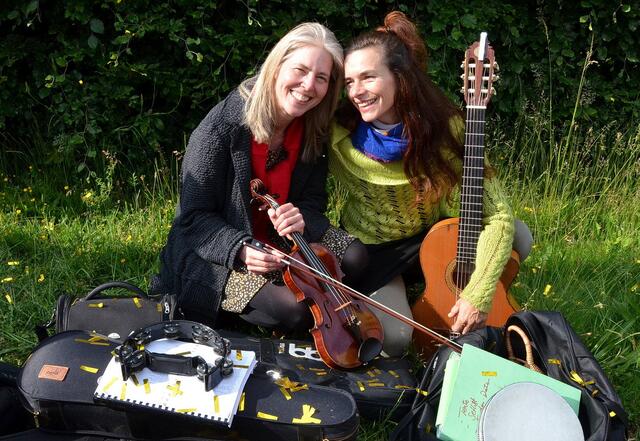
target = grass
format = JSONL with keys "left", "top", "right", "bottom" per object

{"left": 1, "top": 114, "right": 639, "bottom": 439}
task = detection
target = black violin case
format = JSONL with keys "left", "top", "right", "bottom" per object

{"left": 219, "top": 330, "right": 417, "bottom": 421}
{"left": 14, "top": 326, "right": 358, "bottom": 441}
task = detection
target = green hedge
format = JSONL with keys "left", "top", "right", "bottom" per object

{"left": 1, "top": 0, "right": 638, "bottom": 180}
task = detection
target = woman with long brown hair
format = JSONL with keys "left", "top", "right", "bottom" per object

{"left": 330, "top": 12, "right": 529, "bottom": 355}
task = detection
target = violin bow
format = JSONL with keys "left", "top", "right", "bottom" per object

{"left": 242, "top": 240, "right": 463, "bottom": 353}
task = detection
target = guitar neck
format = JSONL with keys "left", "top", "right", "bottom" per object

{"left": 456, "top": 105, "right": 486, "bottom": 267}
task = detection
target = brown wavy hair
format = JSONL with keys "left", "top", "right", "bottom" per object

{"left": 341, "top": 11, "right": 464, "bottom": 202}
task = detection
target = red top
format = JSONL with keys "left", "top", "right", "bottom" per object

{"left": 250, "top": 118, "right": 303, "bottom": 246}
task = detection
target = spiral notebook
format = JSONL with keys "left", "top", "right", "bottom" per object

{"left": 94, "top": 339, "right": 256, "bottom": 427}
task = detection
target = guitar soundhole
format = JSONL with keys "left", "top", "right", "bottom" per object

{"left": 445, "top": 260, "right": 475, "bottom": 294}
{"left": 452, "top": 268, "right": 472, "bottom": 290}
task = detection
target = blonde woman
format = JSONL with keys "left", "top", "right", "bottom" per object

{"left": 153, "top": 23, "right": 366, "bottom": 330}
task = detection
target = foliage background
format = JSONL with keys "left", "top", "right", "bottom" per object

{"left": 0, "top": 0, "right": 638, "bottom": 437}
{"left": 1, "top": 0, "right": 638, "bottom": 185}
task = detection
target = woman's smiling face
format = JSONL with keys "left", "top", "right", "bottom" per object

{"left": 274, "top": 45, "right": 333, "bottom": 127}
{"left": 344, "top": 46, "right": 398, "bottom": 125}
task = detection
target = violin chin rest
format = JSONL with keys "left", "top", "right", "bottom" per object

{"left": 358, "top": 338, "right": 384, "bottom": 364}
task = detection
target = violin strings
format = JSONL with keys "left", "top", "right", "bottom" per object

{"left": 260, "top": 237, "right": 357, "bottom": 320}
{"left": 257, "top": 190, "right": 356, "bottom": 322}
{"left": 290, "top": 232, "right": 358, "bottom": 321}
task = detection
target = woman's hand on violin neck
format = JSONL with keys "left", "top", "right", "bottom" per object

{"left": 448, "top": 298, "right": 488, "bottom": 335}
{"left": 239, "top": 245, "right": 284, "bottom": 275}
{"left": 268, "top": 203, "right": 305, "bottom": 239}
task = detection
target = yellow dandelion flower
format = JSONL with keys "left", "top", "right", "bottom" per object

{"left": 594, "top": 302, "right": 605, "bottom": 309}
{"left": 7, "top": 261, "right": 20, "bottom": 266}
{"left": 23, "top": 188, "right": 28, "bottom": 192}
{"left": 64, "top": 185, "right": 69, "bottom": 191}
{"left": 531, "top": 267, "right": 537, "bottom": 273}
{"left": 125, "top": 234, "right": 133, "bottom": 242}
{"left": 543, "top": 284, "right": 552, "bottom": 297}
{"left": 2, "top": 277, "right": 14, "bottom": 283}
{"left": 5, "top": 294, "right": 12, "bottom": 304}
{"left": 82, "top": 191, "right": 93, "bottom": 199}
{"left": 78, "top": 80, "right": 83, "bottom": 85}
{"left": 120, "top": 258, "right": 126, "bottom": 264}
{"left": 37, "top": 274, "right": 45, "bottom": 283}
{"left": 631, "top": 284, "right": 639, "bottom": 293}
{"left": 15, "top": 209, "right": 21, "bottom": 214}
{"left": 29, "top": 166, "right": 33, "bottom": 171}
{"left": 30, "top": 198, "right": 35, "bottom": 202}
{"left": 39, "top": 234, "right": 47, "bottom": 240}
{"left": 523, "top": 207, "right": 534, "bottom": 213}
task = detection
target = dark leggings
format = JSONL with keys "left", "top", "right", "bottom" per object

{"left": 239, "top": 239, "right": 369, "bottom": 331}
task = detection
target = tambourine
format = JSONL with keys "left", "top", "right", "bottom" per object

{"left": 114, "top": 321, "right": 234, "bottom": 391}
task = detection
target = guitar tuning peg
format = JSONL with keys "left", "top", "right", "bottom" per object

{"left": 493, "top": 74, "right": 500, "bottom": 82}
{"left": 491, "top": 87, "right": 497, "bottom": 96}
{"left": 493, "top": 61, "right": 500, "bottom": 71}
{"left": 460, "top": 87, "right": 466, "bottom": 94}
{"left": 460, "top": 73, "right": 465, "bottom": 79}
{"left": 460, "top": 62, "right": 465, "bottom": 69}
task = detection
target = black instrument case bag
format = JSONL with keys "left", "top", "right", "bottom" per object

{"left": 390, "top": 311, "right": 629, "bottom": 441}
{"left": 36, "top": 281, "right": 178, "bottom": 342}
{"left": 17, "top": 325, "right": 359, "bottom": 441}
{"left": 219, "top": 331, "right": 417, "bottom": 421}
{"left": 504, "top": 311, "right": 628, "bottom": 441}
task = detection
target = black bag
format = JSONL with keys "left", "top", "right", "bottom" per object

{"left": 504, "top": 311, "right": 628, "bottom": 441}
{"left": 36, "top": 281, "right": 178, "bottom": 342}
{"left": 0, "top": 362, "right": 34, "bottom": 436}
{"left": 18, "top": 323, "right": 358, "bottom": 441}
{"left": 219, "top": 331, "right": 417, "bottom": 421}
{"left": 389, "top": 326, "right": 504, "bottom": 441}
{"left": 390, "top": 311, "right": 629, "bottom": 441}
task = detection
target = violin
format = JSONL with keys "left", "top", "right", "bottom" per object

{"left": 249, "top": 179, "right": 384, "bottom": 369}
{"left": 243, "top": 236, "right": 464, "bottom": 355}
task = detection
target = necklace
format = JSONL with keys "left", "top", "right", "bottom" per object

{"left": 265, "top": 145, "right": 288, "bottom": 170}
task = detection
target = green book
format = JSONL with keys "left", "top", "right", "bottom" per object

{"left": 436, "top": 344, "right": 581, "bottom": 441}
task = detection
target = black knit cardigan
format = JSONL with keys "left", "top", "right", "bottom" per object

{"left": 156, "top": 90, "right": 330, "bottom": 322}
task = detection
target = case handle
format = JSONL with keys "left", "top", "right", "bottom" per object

{"left": 505, "top": 325, "right": 544, "bottom": 373}
{"left": 85, "top": 281, "right": 147, "bottom": 300}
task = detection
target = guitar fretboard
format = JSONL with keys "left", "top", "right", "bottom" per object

{"left": 456, "top": 106, "right": 486, "bottom": 277}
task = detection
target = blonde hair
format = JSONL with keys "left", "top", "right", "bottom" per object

{"left": 239, "top": 23, "right": 343, "bottom": 162}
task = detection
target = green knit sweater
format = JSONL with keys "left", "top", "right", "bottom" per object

{"left": 328, "top": 122, "right": 515, "bottom": 312}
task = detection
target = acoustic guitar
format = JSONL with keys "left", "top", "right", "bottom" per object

{"left": 411, "top": 33, "right": 520, "bottom": 358}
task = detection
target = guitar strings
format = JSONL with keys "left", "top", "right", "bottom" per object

{"left": 456, "top": 54, "right": 487, "bottom": 316}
